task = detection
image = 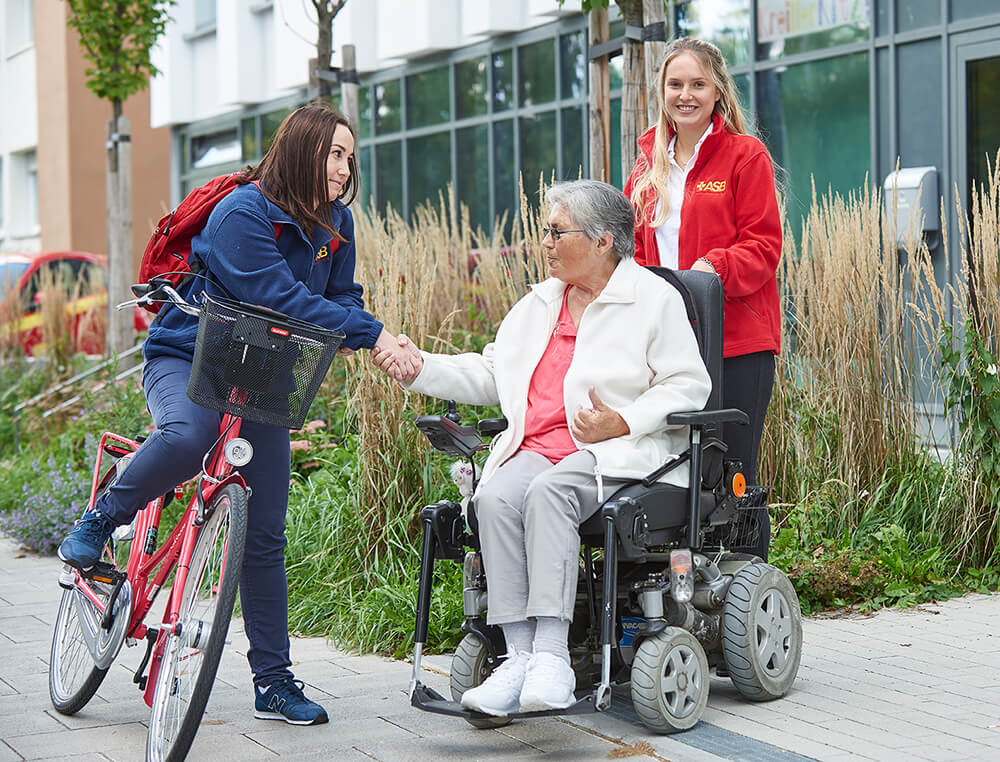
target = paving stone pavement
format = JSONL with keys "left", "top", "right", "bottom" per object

{"left": 1, "top": 535, "right": 998, "bottom": 761}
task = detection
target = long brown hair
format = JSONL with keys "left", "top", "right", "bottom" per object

{"left": 239, "top": 102, "right": 359, "bottom": 239}
{"left": 629, "top": 38, "right": 749, "bottom": 228}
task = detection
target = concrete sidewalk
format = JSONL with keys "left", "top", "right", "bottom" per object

{"left": 1, "top": 534, "right": 998, "bottom": 761}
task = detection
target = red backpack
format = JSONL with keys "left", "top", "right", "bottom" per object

{"left": 139, "top": 175, "right": 281, "bottom": 314}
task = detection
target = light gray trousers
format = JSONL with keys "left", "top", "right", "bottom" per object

{"left": 474, "top": 449, "right": 629, "bottom": 625}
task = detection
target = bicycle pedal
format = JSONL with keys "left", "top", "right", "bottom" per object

{"left": 82, "top": 561, "right": 123, "bottom": 586}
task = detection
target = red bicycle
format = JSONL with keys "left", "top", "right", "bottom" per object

{"left": 47, "top": 279, "right": 342, "bottom": 761}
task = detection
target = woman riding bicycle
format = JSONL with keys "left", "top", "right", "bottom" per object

{"left": 57, "top": 102, "right": 415, "bottom": 726}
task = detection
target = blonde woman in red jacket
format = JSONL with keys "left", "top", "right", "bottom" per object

{"left": 624, "top": 37, "right": 781, "bottom": 561}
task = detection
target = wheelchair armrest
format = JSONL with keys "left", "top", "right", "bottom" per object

{"left": 477, "top": 418, "right": 508, "bottom": 437}
{"left": 667, "top": 408, "right": 749, "bottom": 427}
{"left": 415, "top": 415, "right": 484, "bottom": 458}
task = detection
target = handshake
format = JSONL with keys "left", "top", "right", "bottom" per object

{"left": 371, "top": 329, "right": 423, "bottom": 383}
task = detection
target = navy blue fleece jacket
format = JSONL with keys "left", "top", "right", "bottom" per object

{"left": 144, "top": 183, "right": 383, "bottom": 362}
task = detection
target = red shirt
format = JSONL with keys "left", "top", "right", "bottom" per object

{"left": 521, "top": 290, "right": 579, "bottom": 463}
{"left": 624, "top": 114, "right": 782, "bottom": 358}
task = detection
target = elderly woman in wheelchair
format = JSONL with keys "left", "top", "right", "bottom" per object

{"left": 374, "top": 179, "right": 802, "bottom": 733}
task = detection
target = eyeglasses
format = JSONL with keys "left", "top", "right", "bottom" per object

{"left": 542, "top": 226, "right": 587, "bottom": 242}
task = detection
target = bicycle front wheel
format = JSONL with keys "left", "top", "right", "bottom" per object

{"left": 49, "top": 586, "right": 110, "bottom": 714}
{"left": 146, "top": 483, "right": 248, "bottom": 762}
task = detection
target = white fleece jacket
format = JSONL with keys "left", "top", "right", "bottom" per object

{"left": 405, "top": 257, "right": 712, "bottom": 493}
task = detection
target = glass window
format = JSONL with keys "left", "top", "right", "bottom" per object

{"left": 610, "top": 97, "right": 622, "bottom": 189}
{"left": 5, "top": 0, "right": 33, "bottom": 50}
{"left": 493, "top": 50, "right": 514, "bottom": 112}
{"left": 456, "top": 57, "right": 489, "bottom": 119}
{"left": 876, "top": 0, "right": 889, "bottom": 36}
{"left": 0, "top": 262, "right": 29, "bottom": 304}
{"left": 456, "top": 125, "right": 490, "bottom": 233}
{"left": 407, "top": 67, "right": 450, "bottom": 128}
{"left": 897, "top": 0, "right": 940, "bottom": 32}
{"left": 358, "top": 86, "right": 373, "bottom": 139}
{"left": 520, "top": 111, "right": 557, "bottom": 203}
{"left": 609, "top": 54, "right": 624, "bottom": 93}
{"left": 24, "top": 151, "right": 38, "bottom": 230}
{"left": 898, "top": 40, "right": 942, "bottom": 169}
{"left": 374, "top": 141, "right": 403, "bottom": 216}
{"left": 952, "top": 0, "right": 998, "bottom": 21}
{"left": 261, "top": 108, "right": 294, "bottom": 153}
{"left": 877, "top": 47, "right": 892, "bottom": 181}
{"left": 561, "top": 106, "right": 585, "bottom": 180}
{"left": 733, "top": 73, "right": 750, "bottom": 114}
{"left": 190, "top": 128, "right": 241, "bottom": 170}
{"left": 493, "top": 120, "right": 516, "bottom": 233}
{"left": 756, "top": 52, "right": 870, "bottom": 237}
{"left": 675, "top": 0, "right": 751, "bottom": 67}
{"left": 241, "top": 117, "right": 259, "bottom": 162}
{"left": 195, "top": 0, "right": 216, "bottom": 30}
{"left": 967, "top": 55, "right": 1000, "bottom": 196}
{"left": 407, "top": 131, "right": 451, "bottom": 216}
{"left": 519, "top": 39, "right": 556, "bottom": 107}
{"left": 757, "top": 0, "right": 869, "bottom": 60}
{"left": 560, "top": 31, "right": 587, "bottom": 100}
{"left": 375, "top": 80, "right": 402, "bottom": 135}
{"left": 359, "top": 145, "right": 373, "bottom": 209}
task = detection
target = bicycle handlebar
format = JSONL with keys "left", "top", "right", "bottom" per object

{"left": 117, "top": 282, "right": 201, "bottom": 317}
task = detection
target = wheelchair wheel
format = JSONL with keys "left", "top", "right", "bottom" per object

{"left": 630, "top": 627, "right": 709, "bottom": 733}
{"left": 721, "top": 562, "right": 802, "bottom": 701}
{"left": 450, "top": 634, "right": 512, "bottom": 729}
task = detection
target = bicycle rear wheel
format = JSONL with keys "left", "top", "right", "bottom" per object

{"left": 146, "top": 483, "right": 248, "bottom": 762}
{"left": 49, "top": 586, "right": 110, "bottom": 714}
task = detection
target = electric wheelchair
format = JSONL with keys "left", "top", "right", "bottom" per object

{"left": 407, "top": 268, "right": 802, "bottom": 733}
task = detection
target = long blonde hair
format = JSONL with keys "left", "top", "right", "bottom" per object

{"left": 629, "top": 38, "right": 748, "bottom": 228}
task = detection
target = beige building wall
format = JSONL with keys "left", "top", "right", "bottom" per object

{"left": 35, "top": 0, "right": 170, "bottom": 270}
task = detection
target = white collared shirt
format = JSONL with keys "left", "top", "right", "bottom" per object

{"left": 652, "top": 123, "right": 714, "bottom": 268}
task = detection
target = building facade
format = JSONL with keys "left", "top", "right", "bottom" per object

{"left": 151, "top": 1, "right": 999, "bottom": 280}
{"left": 0, "top": 0, "right": 171, "bottom": 263}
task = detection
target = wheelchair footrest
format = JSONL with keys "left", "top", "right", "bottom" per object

{"left": 410, "top": 681, "right": 602, "bottom": 719}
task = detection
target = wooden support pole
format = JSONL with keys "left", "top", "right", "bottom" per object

{"left": 643, "top": 0, "right": 668, "bottom": 129}
{"left": 588, "top": 9, "right": 610, "bottom": 183}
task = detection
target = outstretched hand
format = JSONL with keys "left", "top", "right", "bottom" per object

{"left": 570, "top": 387, "right": 630, "bottom": 444}
{"left": 371, "top": 330, "right": 423, "bottom": 382}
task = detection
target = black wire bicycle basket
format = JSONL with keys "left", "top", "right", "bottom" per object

{"left": 187, "top": 294, "right": 344, "bottom": 429}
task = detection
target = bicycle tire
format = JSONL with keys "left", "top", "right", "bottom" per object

{"left": 146, "top": 483, "right": 248, "bottom": 762}
{"left": 48, "top": 586, "right": 110, "bottom": 714}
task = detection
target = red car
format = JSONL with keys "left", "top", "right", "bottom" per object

{"left": 0, "top": 251, "right": 151, "bottom": 357}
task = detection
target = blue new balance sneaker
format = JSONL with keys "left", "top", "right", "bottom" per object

{"left": 254, "top": 678, "right": 328, "bottom": 725}
{"left": 57, "top": 510, "right": 116, "bottom": 571}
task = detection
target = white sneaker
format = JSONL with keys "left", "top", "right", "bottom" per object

{"left": 519, "top": 652, "right": 576, "bottom": 712}
{"left": 459, "top": 651, "right": 531, "bottom": 716}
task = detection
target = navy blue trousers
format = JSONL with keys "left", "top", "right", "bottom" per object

{"left": 722, "top": 351, "right": 775, "bottom": 561}
{"left": 95, "top": 355, "right": 293, "bottom": 688}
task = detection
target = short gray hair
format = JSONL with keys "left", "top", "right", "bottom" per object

{"left": 545, "top": 180, "right": 635, "bottom": 261}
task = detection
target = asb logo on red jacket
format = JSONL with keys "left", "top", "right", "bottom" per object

{"left": 695, "top": 180, "right": 726, "bottom": 193}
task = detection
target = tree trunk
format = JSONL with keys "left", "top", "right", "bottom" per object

{"left": 106, "top": 114, "right": 133, "bottom": 355}
{"left": 316, "top": 3, "right": 334, "bottom": 98}
{"left": 588, "top": 9, "right": 611, "bottom": 183}
{"left": 642, "top": 0, "right": 667, "bottom": 129}
{"left": 618, "top": 0, "right": 645, "bottom": 184}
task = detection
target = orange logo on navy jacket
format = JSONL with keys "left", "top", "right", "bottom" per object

{"left": 315, "top": 244, "right": 330, "bottom": 261}
{"left": 695, "top": 180, "right": 726, "bottom": 193}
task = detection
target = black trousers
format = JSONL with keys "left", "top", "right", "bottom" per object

{"left": 721, "top": 351, "right": 775, "bottom": 561}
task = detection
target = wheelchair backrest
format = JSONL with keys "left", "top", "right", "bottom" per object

{"left": 647, "top": 267, "right": 726, "bottom": 485}
{"left": 646, "top": 268, "right": 723, "bottom": 412}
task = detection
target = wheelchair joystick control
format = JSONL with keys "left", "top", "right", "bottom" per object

{"left": 445, "top": 400, "right": 461, "bottom": 424}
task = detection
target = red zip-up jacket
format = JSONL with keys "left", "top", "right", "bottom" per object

{"left": 624, "top": 114, "right": 782, "bottom": 358}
